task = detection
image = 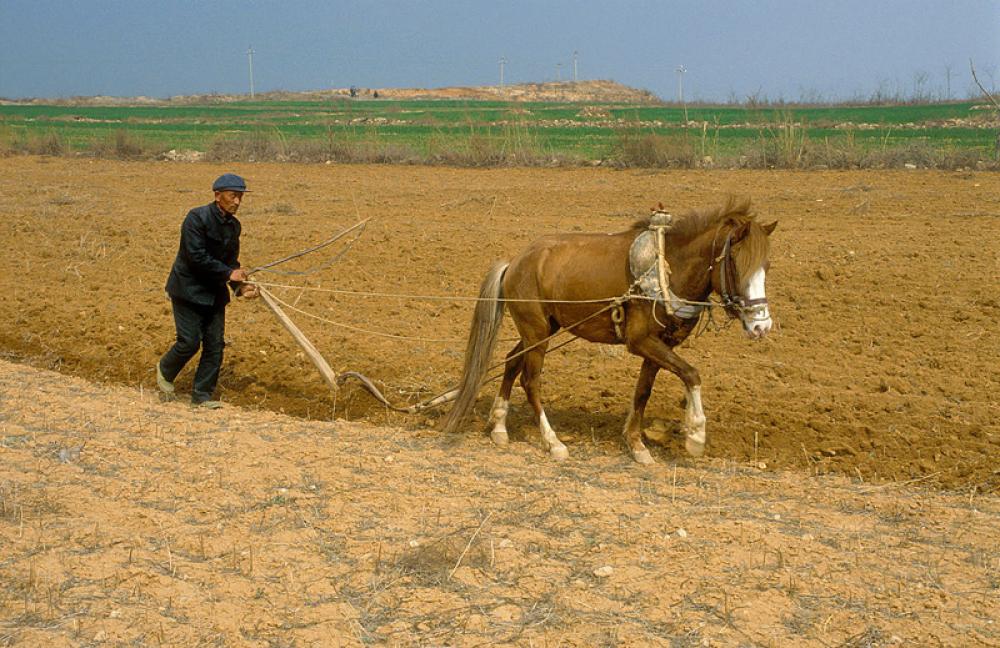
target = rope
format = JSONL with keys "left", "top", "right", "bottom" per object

{"left": 253, "top": 280, "right": 650, "bottom": 304}
{"left": 262, "top": 290, "right": 469, "bottom": 343}
{"left": 247, "top": 218, "right": 370, "bottom": 277}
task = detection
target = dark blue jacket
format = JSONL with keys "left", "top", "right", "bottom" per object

{"left": 165, "top": 202, "right": 241, "bottom": 307}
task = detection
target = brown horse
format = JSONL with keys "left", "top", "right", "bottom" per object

{"left": 441, "top": 196, "right": 777, "bottom": 464}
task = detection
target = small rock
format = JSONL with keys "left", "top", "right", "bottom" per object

{"left": 904, "top": 163, "right": 917, "bottom": 169}
{"left": 593, "top": 565, "right": 614, "bottom": 578}
{"left": 465, "top": 614, "right": 487, "bottom": 632}
{"left": 498, "top": 538, "right": 512, "bottom": 549}
{"left": 773, "top": 514, "right": 781, "bottom": 521}
{"left": 802, "top": 533, "right": 815, "bottom": 541}
{"left": 491, "top": 604, "right": 521, "bottom": 622}
{"left": 408, "top": 539, "right": 419, "bottom": 548}
{"left": 675, "top": 528, "right": 688, "bottom": 538}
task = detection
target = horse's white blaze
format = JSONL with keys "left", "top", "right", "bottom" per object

{"left": 490, "top": 396, "right": 510, "bottom": 445}
{"left": 684, "top": 386, "right": 706, "bottom": 446}
{"left": 743, "top": 267, "right": 772, "bottom": 338}
{"left": 539, "top": 411, "right": 568, "bottom": 459}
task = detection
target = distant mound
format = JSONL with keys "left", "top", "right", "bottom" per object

{"left": 8, "top": 80, "right": 661, "bottom": 106}
{"left": 338, "top": 80, "right": 661, "bottom": 103}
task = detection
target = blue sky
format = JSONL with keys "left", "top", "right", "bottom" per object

{"left": 1, "top": 0, "right": 997, "bottom": 101}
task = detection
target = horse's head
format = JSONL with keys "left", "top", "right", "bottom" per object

{"left": 711, "top": 217, "right": 777, "bottom": 339}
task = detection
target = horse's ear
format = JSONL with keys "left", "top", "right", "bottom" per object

{"left": 731, "top": 219, "right": 752, "bottom": 242}
{"left": 762, "top": 220, "right": 778, "bottom": 236}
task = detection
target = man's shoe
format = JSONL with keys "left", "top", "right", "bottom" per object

{"left": 156, "top": 363, "right": 176, "bottom": 401}
{"left": 192, "top": 400, "right": 223, "bottom": 410}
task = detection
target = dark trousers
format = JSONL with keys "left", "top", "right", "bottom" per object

{"left": 159, "top": 297, "right": 226, "bottom": 403}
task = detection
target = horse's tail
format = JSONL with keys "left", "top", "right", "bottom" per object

{"left": 441, "top": 261, "right": 509, "bottom": 434}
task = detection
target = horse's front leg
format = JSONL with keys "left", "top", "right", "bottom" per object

{"left": 681, "top": 383, "right": 706, "bottom": 457}
{"left": 628, "top": 336, "right": 706, "bottom": 458}
{"left": 623, "top": 358, "right": 659, "bottom": 465}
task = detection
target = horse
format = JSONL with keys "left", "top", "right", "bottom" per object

{"left": 440, "top": 196, "right": 777, "bottom": 464}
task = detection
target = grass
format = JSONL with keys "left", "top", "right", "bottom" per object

{"left": 0, "top": 97, "right": 996, "bottom": 168}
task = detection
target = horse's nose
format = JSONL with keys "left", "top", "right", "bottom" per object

{"left": 747, "top": 317, "right": 771, "bottom": 340}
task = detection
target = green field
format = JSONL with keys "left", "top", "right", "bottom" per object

{"left": 0, "top": 98, "right": 995, "bottom": 167}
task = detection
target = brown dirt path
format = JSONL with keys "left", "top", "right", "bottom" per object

{"left": 2, "top": 359, "right": 999, "bottom": 646}
{"left": 0, "top": 157, "right": 998, "bottom": 493}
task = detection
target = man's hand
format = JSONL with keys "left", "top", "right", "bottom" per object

{"left": 229, "top": 268, "right": 249, "bottom": 282}
{"left": 237, "top": 284, "right": 260, "bottom": 299}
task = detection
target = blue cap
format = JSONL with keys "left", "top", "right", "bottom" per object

{"left": 212, "top": 173, "right": 249, "bottom": 192}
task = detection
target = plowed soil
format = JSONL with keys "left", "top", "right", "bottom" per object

{"left": 1, "top": 157, "right": 999, "bottom": 645}
{"left": 1, "top": 157, "right": 997, "bottom": 490}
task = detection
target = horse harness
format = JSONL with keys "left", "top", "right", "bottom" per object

{"left": 713, "top": 228, "right": 769, "bottom": 321}
{"left": 619, "top": 211, "right": 767, "bottom": 341}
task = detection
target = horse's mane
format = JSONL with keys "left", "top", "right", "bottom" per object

{"left": 632, "top": 196, "right": 769, "bottom": 286}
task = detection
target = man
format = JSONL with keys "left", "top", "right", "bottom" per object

{"left": 156, "top": 173, "right": 259, "bottom": 408}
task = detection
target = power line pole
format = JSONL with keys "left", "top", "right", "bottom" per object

{"left": 499, "top": 56, "right": 507, "bottom": 89}
{"left": 573, "top": 51, "right": 579, "bottom": 82}
{"left": 556, "top": 62, "right": 562, "bottom": 82}
{"left": 247, "top": 46, "right": 255, "bottom": 99}
{"left": 676, "top": 65, "right": 688, "bottom": 124}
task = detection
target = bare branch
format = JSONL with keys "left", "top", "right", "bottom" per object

{"left": 970, "top": 59, "right": 1000, "bottom": 112}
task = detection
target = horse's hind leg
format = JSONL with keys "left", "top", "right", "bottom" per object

{"left": 623, "top": 359, "right": 659, "bottom": 465}
{"left": 490, "top": 341, "right": 524, "bottom": 446}
{"left": 521, "top": 344, "right": 568, "bottom": 461}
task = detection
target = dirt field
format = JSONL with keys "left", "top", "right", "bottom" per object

{"left": 2, "top": 359, "right": 999, "bottom": 646}
{"left": 1, "top": 156, "right": 999, "bottom": 644}
{"left": 1, "top": 157, "right": 997, "bottom": 490}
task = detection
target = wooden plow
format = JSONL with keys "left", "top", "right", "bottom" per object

{"left": 248, "top": 219, "right": 459, "bottom": 414}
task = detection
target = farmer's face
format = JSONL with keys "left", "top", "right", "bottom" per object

{"left": 214, "top": 190, "right": 243, "bottom": 215}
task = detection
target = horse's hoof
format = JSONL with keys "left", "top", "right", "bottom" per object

{"left": 685, "top": 437, "right": 705, "bottom": 457}
{"left": 490, "top": 429, "right": 509, "bottom": 446}
{"left": 633, "top": 448, "right": 655, "bottom": 465}
{"left": 550, "top": 445, "right": 569, "bottom": 461}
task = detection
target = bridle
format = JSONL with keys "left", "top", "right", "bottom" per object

{"left": 711, "top": 227, "right": 769, "bottom": 321}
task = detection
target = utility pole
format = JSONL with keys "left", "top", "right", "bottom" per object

{"left": 247, "top": 46, "right": 255, "bottom": 99}
{"left": 676, "top": 65, "right": 688, "bottom": 124}
{"left": 573, "top": 51, "right": 579, "bottom": 82}
{"left": 499, "top": 56, "right": 507, "bottom": 89}
{"left": 556, "top": 62, "right": 562, "bottom": 82}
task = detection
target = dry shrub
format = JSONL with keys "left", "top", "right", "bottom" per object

{"left": 431, "top": 123, "right": 560, "bottom": 167}
{"left": 737, "top": 123, "right": 993, "bottom": 170}
{"left": 0, "top": 125, "right": 16, "bottom": 157}
{"left": 89, "top": 129, "right": 160, "bottom": 160}
{"left": 206, "top": 128, "right": 288, "bottom": 162}
{"left": 206, "top": 129, "right": 420, "bottom": 164}
{"left": 23, "top": 130, "right": 67, "bottom": 156}
{"left": 611, "top": 130, "right": 698, "bottom": 168}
